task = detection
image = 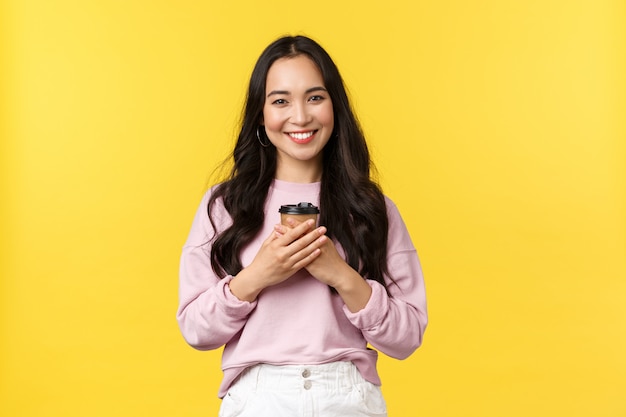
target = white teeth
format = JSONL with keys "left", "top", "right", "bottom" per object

{"left": 289, "top": 131, "right": 314, "bottom": 140}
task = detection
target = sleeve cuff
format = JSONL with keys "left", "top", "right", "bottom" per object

{"left": 342, "top": 280, "right": 389, "bottom": 330}
{"left": 215, "top": 275, "right": 257, "bottom": 317}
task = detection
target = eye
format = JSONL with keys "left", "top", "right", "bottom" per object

{"left": 308, "top": 95, "right": 325, "bottom": 102}
{"left": 271, "top": 98, "right": 288, "bottom": 105}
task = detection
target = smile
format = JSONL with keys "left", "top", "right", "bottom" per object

{"left": 287, "top": 130, "right": 317, "bottom": 143}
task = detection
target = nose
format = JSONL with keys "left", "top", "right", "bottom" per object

{"left": 291, "top": 102, "right": 312, "bottom": 125}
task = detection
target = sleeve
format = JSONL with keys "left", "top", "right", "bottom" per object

{"left": 176, "top": 190, "right": 257, "bottom": 350}
{"left": 342, "top": 197, "right": 428, "bottom": 359}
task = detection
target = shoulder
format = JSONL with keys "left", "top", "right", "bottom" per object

{"left": 383, "top": 195, "right": 402, "bottom": 222}
{"left": 205, "top": 182, "right": 231, "bottom": 220}
{"left": 382, "top": 195, "right": 416, "bottom": 251}
{"left": 189, "top": 183, "right": 232, "bottom": 233}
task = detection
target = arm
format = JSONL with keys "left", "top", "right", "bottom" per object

{"left": 177, "top": 192, "right": 328, "bottom": 349}
{"left": 288, "top": 197, "right": 427, "bottom": 358}
{"left": 343, "top": 198, "right": 428, "bottom": 359}
{"left": 176, "top": 191, "right": 256, "bottom": 350}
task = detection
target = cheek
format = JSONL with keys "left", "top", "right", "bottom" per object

{"left": 319, "top": 106, "right": 334, "bottom": 129}
{"left": 315, "top": 103, "right": 335, "bottom": 127}
{"left": 262, "top": 107, "right": 283, "bottom": 132}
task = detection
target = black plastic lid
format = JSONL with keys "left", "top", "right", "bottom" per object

{"left": 278, "top": 202, "right": 319, "bottom": 214}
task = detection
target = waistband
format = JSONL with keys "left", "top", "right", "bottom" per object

{"left": 233, "top": 362, "right": 364, "bottom": 393}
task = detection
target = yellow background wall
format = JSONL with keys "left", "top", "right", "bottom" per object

{"left": 1, "top": 0, "right": 624, "bottom": 416}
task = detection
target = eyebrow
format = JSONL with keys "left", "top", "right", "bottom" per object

{"left": 267, "top": 86, "right": 328, "bottom": 98}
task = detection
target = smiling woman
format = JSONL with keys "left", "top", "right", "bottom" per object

{"left": 176, "top": 35, "right": 428, "bottom": 416}
{"left": 262, "top": 55, "right": 335, "bottom": 182}
{"left": 3, "top": 1, "right": 624, "bottom": 416}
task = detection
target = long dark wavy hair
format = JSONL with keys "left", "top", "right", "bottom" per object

{"left": 208, "top": 35, "right": 391, "bottom": 291}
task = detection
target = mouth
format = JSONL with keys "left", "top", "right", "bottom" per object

{"left": 286, "top": 130, "right": 317, "bottom": 144}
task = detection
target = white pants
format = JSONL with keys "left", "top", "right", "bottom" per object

{"left": 218, "top": 362, "right": 387, "bottom": 417}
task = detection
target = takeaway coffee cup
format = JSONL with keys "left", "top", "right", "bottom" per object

{"left": 279, "top": 202, "right": 319, "bottom": 227}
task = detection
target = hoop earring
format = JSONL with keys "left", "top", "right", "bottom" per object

{"left": 257, "top": 126, "right": 270, "bottom": 147}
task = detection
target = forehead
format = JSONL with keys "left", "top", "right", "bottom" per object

{"left": 265, "top": 55, "right": 325, "bottom": 90}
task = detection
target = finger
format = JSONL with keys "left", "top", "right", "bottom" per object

{"left": 279, "top": 219, "right": 315, "bottom": 243}
{"left": 288, "top": 228, "right": 327, "bottom": 256}
{"left": 263, "top": 226, "right": 282, "bottom": 244}
{"left": 291, "top": 247, "right": 322, "bottom": 270}
{"left": 299, "top": 226, "right": 327, "bottom": 246}
{"left": 284, "top": 217, "right": 303, "bottom": 228}
{"left": 273, "top": 224, "right": 287, "bottom": 236}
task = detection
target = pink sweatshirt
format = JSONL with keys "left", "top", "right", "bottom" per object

{"left": 177, "top": 179, "right": 428, "bottom": 398}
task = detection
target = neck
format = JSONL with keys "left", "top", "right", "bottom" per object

{"left": 275, "top": 158, "right": 323, "bottom": 183}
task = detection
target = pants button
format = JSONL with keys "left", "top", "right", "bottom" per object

{"left": 304, "top": 380, "right": 312, "bottom": 390}
{"left": 302, "top": 369, "right": 311, "bottom": 378}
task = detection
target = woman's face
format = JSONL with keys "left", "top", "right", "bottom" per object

{"left": 262, "top": 55, "right": 334, "bottom": 180}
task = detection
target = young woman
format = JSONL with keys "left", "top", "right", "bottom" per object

{"left": 177, "top": 35, "right": 427, "bottom": 416}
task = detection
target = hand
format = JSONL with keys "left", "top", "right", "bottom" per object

{"left": 228, "top": 219, "right": 328, "bottom": 301}
{"left": 278, "top": 218, "right": 373, "bottom": 312}
{"left": 275, "top": 217, "right": 348, "bottom": 287}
